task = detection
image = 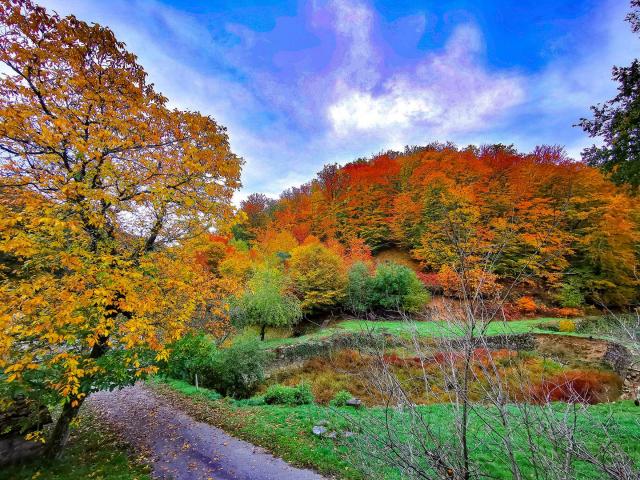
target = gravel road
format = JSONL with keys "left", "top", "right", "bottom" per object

{"left": 89, "top": 384, "right": 328, "bottom": 480}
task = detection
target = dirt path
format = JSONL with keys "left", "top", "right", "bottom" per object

{"left": 88, "top": 384, "right": 328, "bottom": 480}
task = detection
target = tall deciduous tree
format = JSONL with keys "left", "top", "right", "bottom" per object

{"left": 289, "top": 242, "right": 347, "bottom": 313}
{"left": 0, "top": 0, "right": 242, "bottom": 456}
{"left": 579, "top": 0, "right": 640, "bottom": 190}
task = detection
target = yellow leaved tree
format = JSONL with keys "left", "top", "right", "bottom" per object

{"left": 0, "top": 0, "right": 242, "bottom": 456}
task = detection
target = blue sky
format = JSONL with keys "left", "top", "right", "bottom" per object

{"left": 40, "top": 0, "right": 639, "bottom": 201}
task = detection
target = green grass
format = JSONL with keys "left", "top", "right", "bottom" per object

{"left": 0, "top": 410, "right": 150, "bottom": 480}
{"left": 156, "top": 379, "right": 640, "bottom": 480}
{"left": 259, "top": 317, "right": 582, "bottom": 348}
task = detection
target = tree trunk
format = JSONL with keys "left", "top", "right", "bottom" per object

{"left": 260, "top": 324, "right": 266, "bottom": 341}
{"left": 44, "top": 396, "right": 85, "bottom": 459}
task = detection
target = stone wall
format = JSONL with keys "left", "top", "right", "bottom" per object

{"left": 268, "top": 331, "right": 403, "bottom": 372}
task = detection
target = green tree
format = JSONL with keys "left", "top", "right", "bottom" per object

{"left": 369, "top": 262, "right": 430, "bottom": 313}
{"left": 231, "top": 267, "right": 302, "bottom": 341}
{"left": 346, "top": 261, "right": 372, "bottom": 314}
{"left": 579, "top": 0, "right": 640, "bottom": 190}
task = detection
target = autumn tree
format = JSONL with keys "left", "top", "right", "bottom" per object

{"left": 289, "top": 242, "right": 347, "bottom": 313}
{"left": 0, "top": 0, "right": 242, "bottom": 456}
{"left": 234, "top": 193, "right": 276, "bottom": 241}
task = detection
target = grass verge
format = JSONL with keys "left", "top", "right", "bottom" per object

{"left": 0, "top": 409, "right": 150, "bottom": 480}
{"left": 153, "top": 377, "right": 640, "bottom": 480}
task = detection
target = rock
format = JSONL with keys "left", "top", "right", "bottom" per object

{"left": 343, "top": 431, "right": 355, "bottom": 438}
{"left": 312, "top": 425, "right": 327, "bottom": 436}
{"left": 345, "top": 397, "right": 362, "bottom": 408}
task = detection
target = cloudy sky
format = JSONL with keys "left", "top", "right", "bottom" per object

{"left": 40, "top": 0, "right": 639, "bottom": 201}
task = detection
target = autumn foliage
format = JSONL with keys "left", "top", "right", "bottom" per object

{"left": 237, "top": 144, "right": 639, "bottom": 307}
{"left": 0, "top": 0, "right": 241, "bottom": 455}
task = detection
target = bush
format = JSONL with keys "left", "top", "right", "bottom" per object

{"left": 165, "top": 336, "right": 271, "bottom": 399}
{"left": 264, "top": 383, "right": 314, "bottom": 406}
{"left": 530, "top": 370, "right": 622, "bottom": 404}
{"left": 164, "top": 333, "right": 217, "bottom": 383}
{"left": 209, "top": 338, "right": 272, "bottom": 398}
{"left": 558, "top": 319, "right": 576, "bottom": 333}
{"left": 329, "top": 389, "right": 352, "bottom": 407}
{"left": 515, "top": 296, "right": 538, "bottom": 315}
{"left": 369, "top": 262, "right": 430, "bottom": 313}
{"left": 558, "top": 281, "right": 585, "bottom": 308}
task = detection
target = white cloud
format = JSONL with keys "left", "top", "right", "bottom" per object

{"left": 327, "top": 21, "right": 525, "bottom": 140}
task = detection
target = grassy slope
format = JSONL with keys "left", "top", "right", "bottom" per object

{"left": 261, "top": 317, "right": 575, "bottom": 347}
{"left": 0, "top": 410, "right": 150, "bottom": 480}
{"left": 156, "top": 379, "right": 640, "bottom": 480}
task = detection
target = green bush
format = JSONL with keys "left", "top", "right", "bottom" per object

{"left": 209, "top": 338, "right": 272, "bottom": 398}
{"left": 264, "top": 383, "right": 314, "bottom": 406}
{"left": 558, "top": 281, "right": 585, "bottom": 308}
{"left": 346, "top": 262, "right": 372, "bottom": 314}
{"left": 165, "top": 335, "right": 271, "bottom": 399}
{"left": 164, "top": 333, "right": 217, "bottom": 383}
{"left": 329, "top": 389, "right": 352, "bottom": 407}
{"left": 369, "top": 262, "right": 430, "bottom": 313}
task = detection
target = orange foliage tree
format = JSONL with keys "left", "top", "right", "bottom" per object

{"left": 0, "top": 0, "right": 241, "bottom": 456}
{"left": 256, "top": 144, "right": 639, "bottom": 306}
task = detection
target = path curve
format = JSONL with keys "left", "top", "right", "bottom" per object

{"left": 89, "top": 384, "right": 328, "bottom": 480}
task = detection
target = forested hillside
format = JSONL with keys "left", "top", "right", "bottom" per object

{"left": 234, "top": 144, "right": 639, "bottom": 307}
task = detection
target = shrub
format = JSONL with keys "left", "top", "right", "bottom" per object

{"left": 558, "top": 319, "right": 576, "bottom": 333}
{"left": 575, "top": 315, "right": 629, "bottom": 334}
{"left": 558, "top": 281, "right": 585, "bottom": 308}
{"left": 329, "top": 389, "right": 352, "bottom": 407}
{"left": 209, "top": 338, "right": 272, "bottom": 398}
{"left": 516, "top": 296, "right": 538, "bottom": 315}
{"left": 165, "top": 336, "right": 271, "bottom": 399}
{"left": 264, "top": 383, "right": 314, "bottom": 406}
{"left": 164, "top": 333, "right": 217, "bottom": 383}
{"left": 369, "top": 262, "right": 430, "bottom": 313}
{"left": 530, "top": 370, "right": 622, "bottom": 404}
{"left": 552, "top": 307, "right": 584, "bottom": 318}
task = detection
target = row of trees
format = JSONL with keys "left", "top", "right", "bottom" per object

{"left": 222, "top": 235, "right": 430, "bottom": 340}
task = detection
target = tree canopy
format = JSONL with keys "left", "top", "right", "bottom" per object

{"left": 579, "top": 0, "right": 640, "bottom": 190}
{"left": 0, "top": 0, "right": 242, "bottom": 455}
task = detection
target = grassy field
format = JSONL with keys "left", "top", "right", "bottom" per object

{"left": 156, "top": 379, "right": 640, "bottom": 480}
{"left": 259, "top": 317, "right": 575, "bottom": 347}
{"left": 0, "top": 410, "right": 150, "bottom": 480}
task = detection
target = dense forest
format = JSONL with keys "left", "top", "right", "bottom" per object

{"left": 231, "top": 144, "right": 639, "bottom": 308}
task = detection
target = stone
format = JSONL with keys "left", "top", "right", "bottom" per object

{"left": 312, "top": 425, "right": 327, "bottom": 436}
{"left": 345, "top": 397, "right": 362, "bottom": 408}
